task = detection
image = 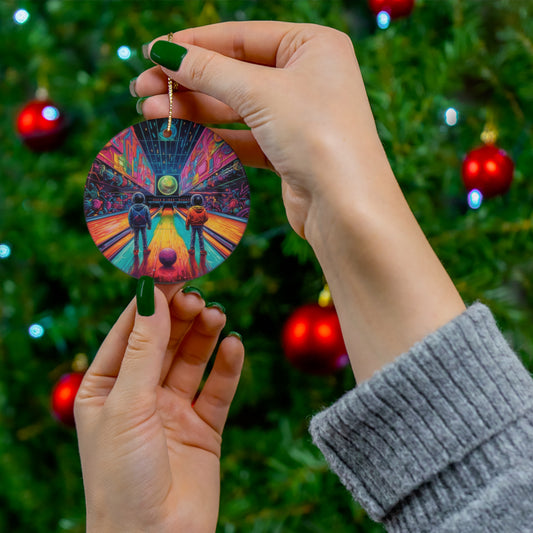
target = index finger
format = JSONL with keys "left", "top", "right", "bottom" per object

{"left": 152, "top": 20, "right": 296, "bottom": 67}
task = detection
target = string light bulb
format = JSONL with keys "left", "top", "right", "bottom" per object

{"left": 117, "top": 46, "right": 132, "bottom": 60}
{"left": 29, "top": 324, "right": 45, "bottom": 338}
{"left": 0, "top": 243, "right": 11, "bottom": 259}
{"left": 444, "top": 107, "right": 459, "bottom": 126}
{"left": 14, "top": 9, "right": 30, "bottom": 24}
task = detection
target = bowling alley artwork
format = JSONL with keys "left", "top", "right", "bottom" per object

{"left": 84, "top": 118, "right": 250, "bottom": 283}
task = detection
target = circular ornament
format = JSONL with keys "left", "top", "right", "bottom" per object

{"left": 461, "top": 144, "right": 514, "bottom": 198}
{"left": 51, "top": 372, "right": 84, "bottom": 426}
{"left": 84, "top": 118, "right": 250, "bottom": 283}
{"left": 282, "top": 303, "right": 349, "bottom": 375}
{"left": 368, "top": 0, "right": 415, "bottom": 18}
{"left": 16, "top": 98, "right": 67, "bottom": 151}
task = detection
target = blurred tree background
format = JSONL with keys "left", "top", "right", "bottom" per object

{"left": 2, "top": 0, "right": 533, "bottom": 531}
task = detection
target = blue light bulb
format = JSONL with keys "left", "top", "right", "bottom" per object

{"left": 42, "top": 105, "right": 60, "bottom": 121}
{"left": 467, "top": 189, "right": 483, "bottom": 209}
{"left": 0, "top": 243, "right": 11, "bottom": 259}
{"left": 29, "top": 324, "right": 45, "bottom": 338}
{"left": 117, "top": 46, "right": 132, "bottom": 60}
{"left": 14, "top": 9, "right": 30, "bottom": 24}
{"left": 377, "top": 11, "right": 391, "bottom": 29}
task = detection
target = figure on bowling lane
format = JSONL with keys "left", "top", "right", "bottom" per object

{"left": 185, "top": 194, "right": 208, "bottom": 257}
{"left": 128, "top": 192, "right": 152, "bottom": 255}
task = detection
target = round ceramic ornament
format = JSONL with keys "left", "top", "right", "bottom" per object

{"left": 84, "top": 117, "right": 250, "bottom": 283}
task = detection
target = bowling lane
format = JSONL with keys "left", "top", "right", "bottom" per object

{"left": 110, "top": 206, "right": 222, "bottom": 281}
{"left": 204, "top": 212, "right": 247, "bottom": 245}
{"left": 87, "top": 208, "right": 159, "bottom": 252}
{"left": 95, "top": 206, "right": 242, "bottom": 282}
{"left": 143, "top": 207, "right": 191, "bottom": 278}
{"left": 87, "top": 210, "right": 130, "bottom": 249}
{"left": 172, "top": 208, "right": 226, "bottom": 271}
{"left": 176, "top": 209, "right": 246, "bottom": 256}
{"left": 109, "top": 211, "right": 162, "bottom": 269}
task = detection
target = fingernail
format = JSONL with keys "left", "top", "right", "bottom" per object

{"left": 227, "top": 331, "right": 243, "bottom": 342}
{"left": 137, "top": 276, "right": 155, "bottom": 316}
{"left": 129, "top": 77, "right": 138, "bottom": 97}
{"left": 142, "top": 42, "right": 150, "bottom": 59}
{"left": 150, "top": 40, "right": 188, "bottom": 71}
{"left": 136, "top": 97, "right": 147, "bottom": 115}
{"left": 182, "top": 286, "right": 204, "bottom": 299}
{"left": 206, "top": 302, "right": 226, "bottom": 314}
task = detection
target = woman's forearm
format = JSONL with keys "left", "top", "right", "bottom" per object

{"left": 305, "top": 143, "right": 466, "bottom": 383}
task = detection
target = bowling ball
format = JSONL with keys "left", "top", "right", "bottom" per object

{"left": 158, "top": 175, "right": 178, "bottom": 195}
{"left": 159, "top": 248, "right": 177, "bottom": 267}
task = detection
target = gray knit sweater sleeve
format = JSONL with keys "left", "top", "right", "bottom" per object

{"left": 309, "top": 303, "right": 533, "bottom": 532}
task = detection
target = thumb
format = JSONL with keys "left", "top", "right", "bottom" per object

{"left": 148, "top": 40, "right": 266, "bottom": 120}
{"left": 113, "top": 278, "right": 171, "bottom": 396}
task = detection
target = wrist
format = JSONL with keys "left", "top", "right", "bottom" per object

{"left": 303, "top": 139, "right": 397, "bottom": 253}
{"left": 302, "top": 148, "right": 465, "bottom": 382}
{"left": 85, "top": 502, "right": 145, "bottom": 533}
{"left": 86, "top": 518, "right": 145, "bottom": 533}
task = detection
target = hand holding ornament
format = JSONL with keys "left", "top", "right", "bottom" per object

{"left": 135, "top": 21, "right": 465, "bottom": 383}
{"left": 75, "top": 280, "right": 244, "bottom": 533}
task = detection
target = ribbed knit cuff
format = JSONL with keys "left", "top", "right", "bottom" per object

{"left": 309, "top": 303, "right": 533, "bottom": 529}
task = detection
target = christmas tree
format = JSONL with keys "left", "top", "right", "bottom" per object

{"left": 2, "top": 1, "right": 533, "bottom": 531}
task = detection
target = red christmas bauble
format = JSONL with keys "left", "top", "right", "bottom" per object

{"left": 368, "top": 0, "right": 415, "bottom": 18}
{"left": 461, "top": 144, "right": 514, "bottom": 198}
{"left": 16, "top": 99, "right": 67, "bottom": 151}
{"left": 282, "top": 303, "right": 348, "bottom": 375}
{"left": 51, "top": 372, "right": 84, "bottom": 426}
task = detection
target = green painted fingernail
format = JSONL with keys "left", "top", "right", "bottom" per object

{"left": 150, "top": 40, "right": 188, "bottom": 71}
{"left": 182, "top": 286, "right": 204, "bottom": 299}
{"left": 129, "top": 77, "right": 138, "bottom": 97}
{"left": 136, "top": 97, "right": 147, "bottom": 115}
{"left": 228, "top": 331, "right": 243, "bottom": 342}
{"left": 137, "top": 276, "right": 155, "bottom": 316}
{"left": 206, "top": 302, "right": 226, "bottom": 314}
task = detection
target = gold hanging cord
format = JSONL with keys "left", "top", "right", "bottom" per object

{"left": 163, "top": 32, "right": 177, "bottom": 138}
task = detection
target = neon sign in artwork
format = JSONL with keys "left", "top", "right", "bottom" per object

{"left": 97, "top": 127, "right": 155, "bottom": 194}
{"left": 179, "top": 129, "right": 236, "bottom": 194}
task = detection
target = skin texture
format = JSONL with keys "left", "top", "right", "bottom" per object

{"left": 77, "top": 21, "right": 466, "bottom": 533}
{"left": 75, "top": 287, "right": 244, "bottom": 532}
